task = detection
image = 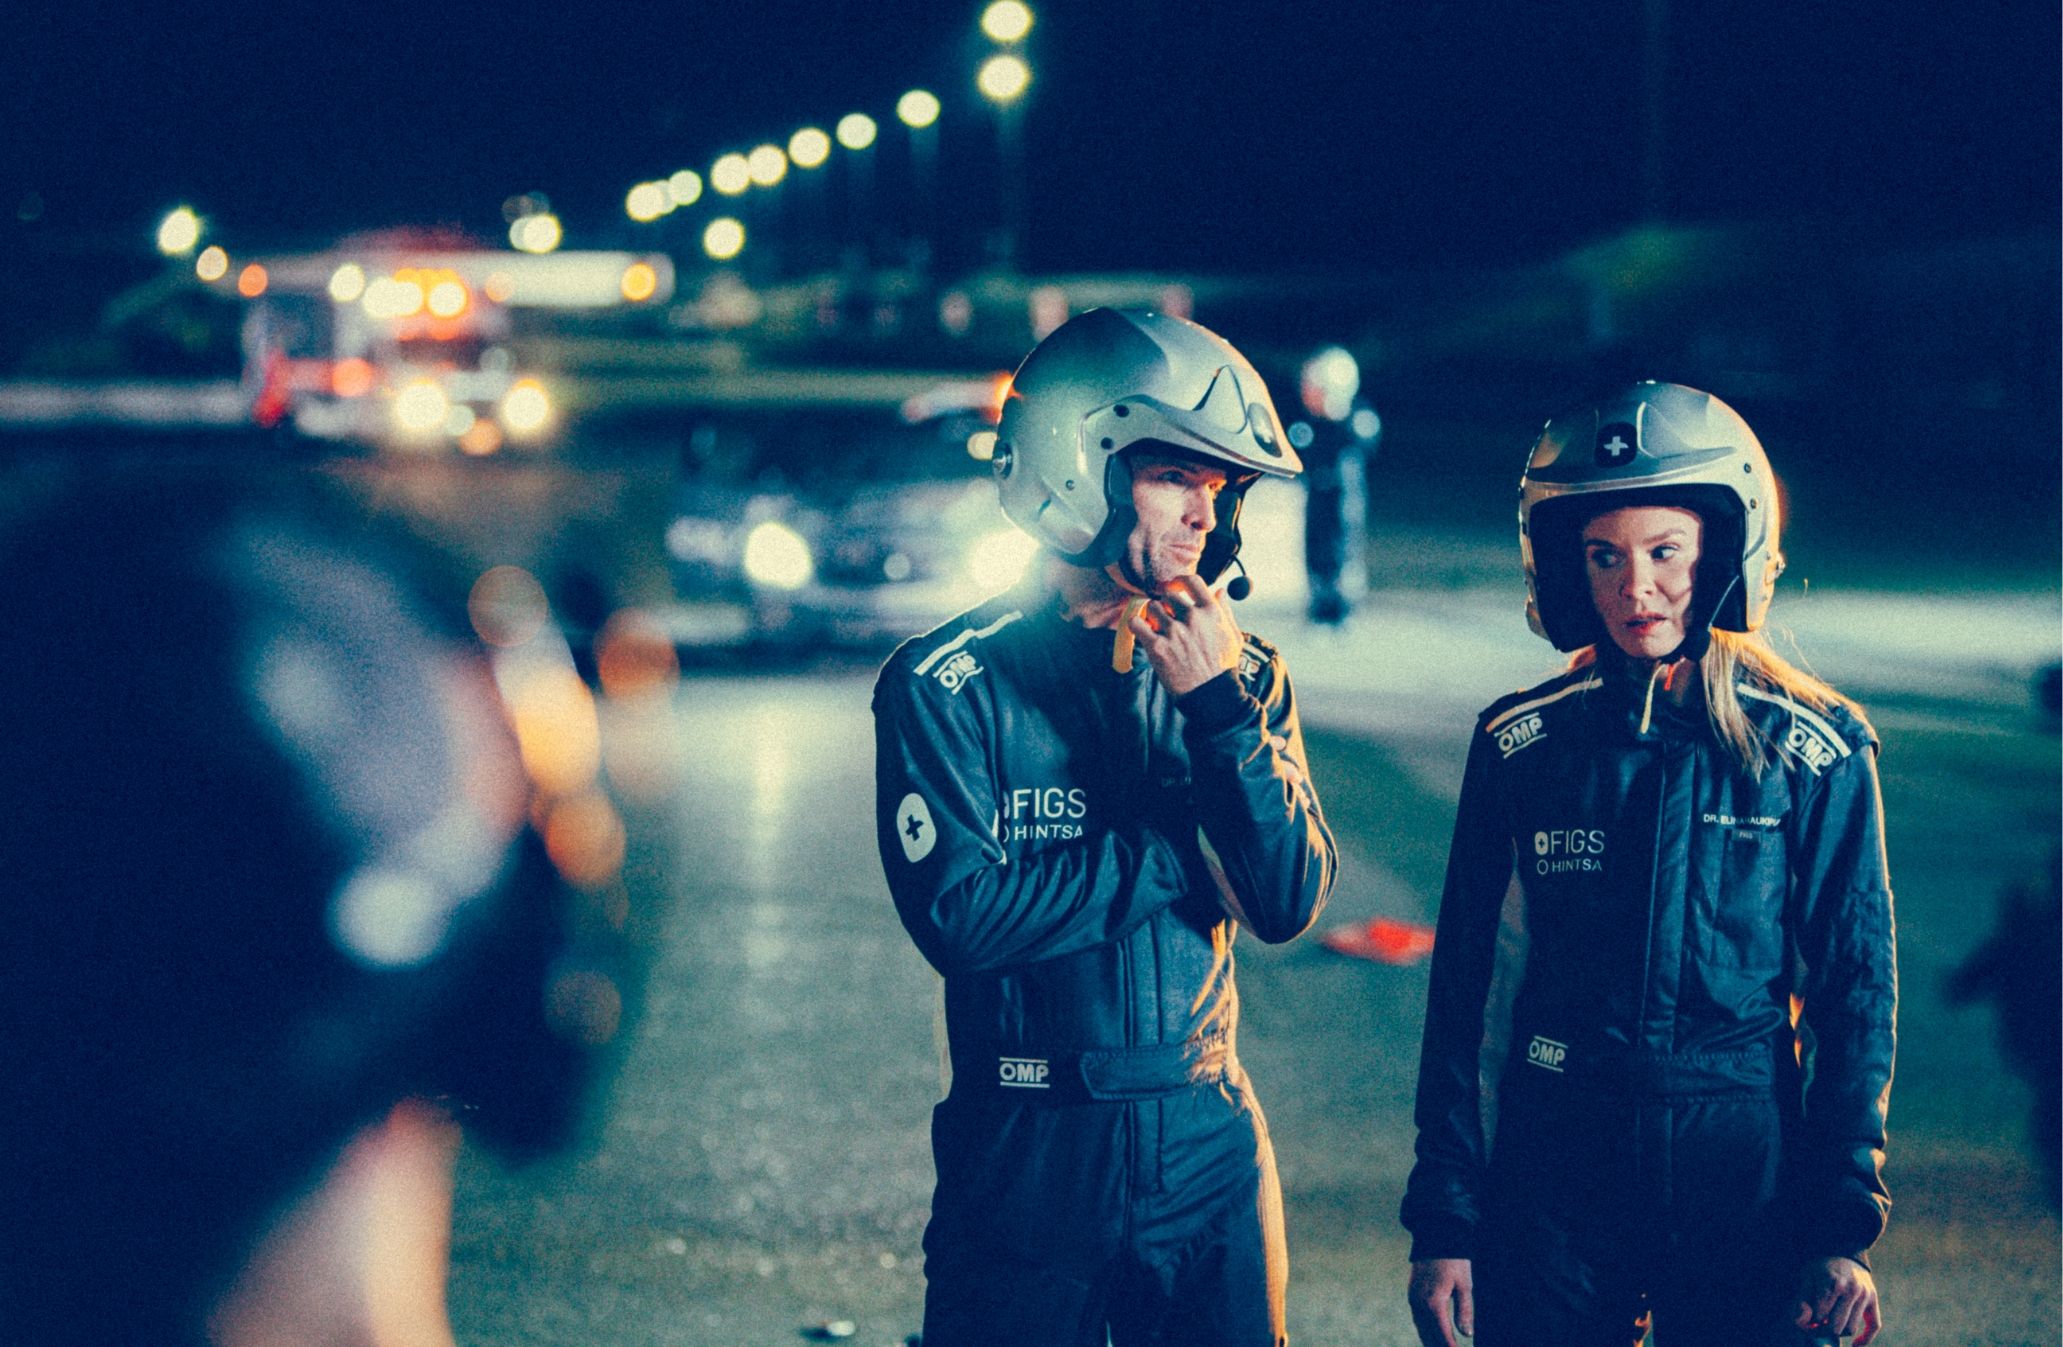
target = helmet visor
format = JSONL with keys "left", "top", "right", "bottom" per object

{"left": 1078, "top": 364, "right": 1301, "bottom": 479}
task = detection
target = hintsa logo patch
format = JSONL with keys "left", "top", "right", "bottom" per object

{"left": 1532, "top": 826, "right": 1605, "bottom": 875}
{"left": 897, "top": 793, "right": 937, "bottom": 862}
{"left": 933, "top": 650, "right": 983, "bottom": 693}
{"left": 1496, "top": 712, "right": 1545, "bottom": 758}
{"left": 1000, "top": 785, "right": 1087, "bottom": 842}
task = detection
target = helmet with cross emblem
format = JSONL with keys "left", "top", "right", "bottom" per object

{"left": 1519, "top": 381, "right": 1783, "bottom": 654}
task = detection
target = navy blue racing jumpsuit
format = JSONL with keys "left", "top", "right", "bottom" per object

{"left": 873, "top": 580, "right": 1337, "bottom": 1347}
{"left": 1402, "top": 659, "right": 1897, "bottom": 1346}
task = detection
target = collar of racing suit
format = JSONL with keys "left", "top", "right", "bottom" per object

{"left": 1592, "top": 648, "right": 1705, "bottom": 743}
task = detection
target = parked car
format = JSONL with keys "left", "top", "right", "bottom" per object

{"left": 660, "top": 401, "right": 1035, "bottom": 652}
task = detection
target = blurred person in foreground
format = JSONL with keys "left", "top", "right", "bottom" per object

{"left": 1401, "top": 384, "right": 1897, "bottom": 1346}
{"left": 873, "top": 309, "right": 1337, "bottom": 1346}
{"left": 0, "top": 471, "right": 626, "bottom": 1347}
{"left": 1285, "top": 344, "right": 1381, "bottom": 627}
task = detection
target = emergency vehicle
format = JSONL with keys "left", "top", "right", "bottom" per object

{"left": 211, "top": 231, "right": 673, "bottom": 452}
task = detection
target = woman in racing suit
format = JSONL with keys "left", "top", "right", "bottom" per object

{"left": 1402, "top": 383, "right": 1896, "bottom": 1347}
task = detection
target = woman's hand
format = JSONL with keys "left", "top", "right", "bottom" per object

{"left": 1795, "top": 1256, "right": 1881, "bottom": 1344}
{"left": 1408, "top": 1258, "right": 1474, "bottom": 1347}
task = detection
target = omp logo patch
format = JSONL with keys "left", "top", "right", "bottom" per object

{"left": 1532, "top": 826, "right": 1605, "bottom": 875}
{"left": 1526, "top": 1035, "right": 1568, "bottom": 1073}
{"left": 1785, "top": 724, "right": 1838, "bottom": 773}
{"left": 896, "top": 793, "right": 937, "bottom": 862}
{"left": 1496, "top": 712, "right": 1546, "bottom": 758}
{"left": 933, "top": 650, "right": 983, "bottom": 693}
{"left": 998, "top": 1057, "right": 1050, "bottom": 1088}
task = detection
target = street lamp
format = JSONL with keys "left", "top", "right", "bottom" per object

{"left": 980, "top": 1, "right": 1034, "bottom": 43}
{"left": 156, "top": 206, "right": 202, "bottom": 256}
{"left": 702, "top": 217, "right": 746, "bottom": 262}
{"left": 835, "top": 113, "right": 878, "bottom": 151}
{"left": 836, "top": 113, "right": 879, "bottom": 266}
{"left": 747, "top": 144, "right": 788, "bottom": 188}
{"left": 896, "top": 89, "right": 941, "bottom": 129}
{"left": 625, "top": 182, "right": 670, "bottom": 223}
{"left": 788, "top": 128, "right": 832, "bottom": 169}
{"left": 977, "top": 54, "right": 1033, "bottom": 268}
{"left": 897, "top": 90, "right": 942, "bottom": 267}
{"left": 711, "top": 153, "right": 752, "bottom": 196}
{"left": 509, "top": 213, "right": 562, "bottom": 253}
{"left": 668, "top": 169, "right": 704, "bottom": 207}
{"left": 976, "top": 52, "right": 1031, "bottom": 103}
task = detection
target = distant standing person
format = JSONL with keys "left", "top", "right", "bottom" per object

{"left": 1401, "top": 384, "right": 1896, "bottom": 1347}
{"left": 1286, "top": 344, "right": 1380, "bottom": 625}
{"left": 874, "top": 308, "right": 1337, "bottom": 1346}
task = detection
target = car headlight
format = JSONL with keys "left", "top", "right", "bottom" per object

{"left": 392, "top": 378, "right": 451, "bottom": 436}
{"left": 966, "top": 527, "right": 1040, "bottom": 592}
{"left": 743, "top": 520, "right": 814, "bottom": 590}
{"left": 499, "top": 378, "right": 553, "bottom": 439}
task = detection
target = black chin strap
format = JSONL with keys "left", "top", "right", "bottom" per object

{"left": 1664, "top": 573, "right": 1741, "bottom": 663}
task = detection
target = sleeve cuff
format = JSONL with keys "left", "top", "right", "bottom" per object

{"left": 1404, "top": 1217, "right": 1477, "bottom": 1264}
{"left": 1176, "top": 671, "right": 1249, "bottom": 732}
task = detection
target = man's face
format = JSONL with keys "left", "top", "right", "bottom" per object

{"left": 1122, "top": 451, "right": 1230, "bottom": 592}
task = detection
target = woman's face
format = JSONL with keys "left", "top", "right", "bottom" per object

{"left": 1582, "top": 505, "right": 1703, "bottom": 662}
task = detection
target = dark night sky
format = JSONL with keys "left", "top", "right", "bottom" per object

{"left": 4, "top": 1, "right": 2057, "bottom": 271}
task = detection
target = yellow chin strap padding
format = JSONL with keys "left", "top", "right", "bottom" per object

{"left": 1111, "top": 596, "right": 1149, "bottom": 673}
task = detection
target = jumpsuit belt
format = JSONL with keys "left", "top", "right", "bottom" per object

{"left": 963, "top": 1029, "right": 1234, "bottom": 1105}
{"left": 1512, "top": 1035, "right": 1797, "bottom": 1098}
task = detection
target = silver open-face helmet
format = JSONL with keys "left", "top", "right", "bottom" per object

{"left": 1519, "top": 381, "right": 1783, "bottom": 657}
{"left": 992, "top": 307, "right": 1301, "bottom": 585}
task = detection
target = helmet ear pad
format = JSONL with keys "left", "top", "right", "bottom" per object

{"left": 1530, "top": 485, "right": 1749, "bottom": 655}
{"left": 1077, "top": 451, "right": 1140, "bottom": 572}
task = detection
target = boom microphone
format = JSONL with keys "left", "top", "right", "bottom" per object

{"left": 1225, "top": 558, "right": 1252, "bottom": 602}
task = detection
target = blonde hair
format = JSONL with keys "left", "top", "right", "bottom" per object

{"left": 1570, "top": 630, "right": 1860, "bottom": 777}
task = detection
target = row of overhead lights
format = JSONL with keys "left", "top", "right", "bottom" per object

{"left": 621, "top": 1, "right": 1034, "bottom": 262}
{"left": 150, "top": 4, "right": 1035, "bottom": 271}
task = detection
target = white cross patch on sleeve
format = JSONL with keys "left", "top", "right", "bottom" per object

{"left": 897, "top": 793, "right": 938, "bottom": 862}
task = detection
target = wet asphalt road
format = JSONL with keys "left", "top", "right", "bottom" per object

{"left": 447, "top": 626, "right": 2060, "bottom": 1347}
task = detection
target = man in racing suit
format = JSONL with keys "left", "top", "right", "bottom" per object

{"left": 874, "top": 308, "right": 1337, "bottom": 1347}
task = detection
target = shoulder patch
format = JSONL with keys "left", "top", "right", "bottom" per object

{"left": 1737, "top": 683, "right": 1858, "bottom": 776}
{"left": 1481, "top": 671, "right": 1601, "bottom": 760}
{"left": 1484, "top": 672, "right": 1601, "bottom": 734}
{"left": 910, "top": 609, "right": 1023, "bottom": 691}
